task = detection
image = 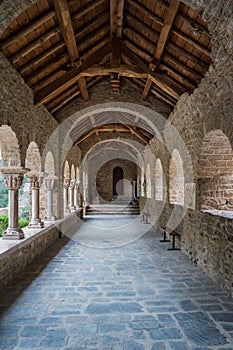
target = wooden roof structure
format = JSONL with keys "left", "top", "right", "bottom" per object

{"left": 0, "top": 0, "right": 212, "bottom": 142}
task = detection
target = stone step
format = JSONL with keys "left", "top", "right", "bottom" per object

{"left": 85, "top": 204, "right": 140, "bottom": 216}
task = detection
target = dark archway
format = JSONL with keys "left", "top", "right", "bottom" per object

{"left": 113, "top": 167, "right": 124, "bottom": 195}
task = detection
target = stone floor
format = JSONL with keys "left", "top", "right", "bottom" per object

{"left": 0, "top": 215, "right": 233, "bottom": 350}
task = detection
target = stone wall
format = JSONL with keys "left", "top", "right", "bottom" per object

{"left": 93, "top": 159, "right": 137, "bottom": 203}
{"left": 144, "top": 0, "right": 233, "bottom": 296}
{"left": 0, "top": 225, "right": 60, "bottom": 290}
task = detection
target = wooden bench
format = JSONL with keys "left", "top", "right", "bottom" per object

{"left": 142, "top": 212, "right": 151, "bottom": 224}
{"left": 167, "top": 231, "right": 181, "bottom": 251}
{"left": 159, "top": 226, "right": 181, "bottom": 250}
{"left": 159, "top": 227, "right": 171, "bottom": 242}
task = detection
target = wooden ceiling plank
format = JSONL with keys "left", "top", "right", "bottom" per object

{"left": 127, "top": 0, "right": 163, "bottom": 27}
{"left": 11, "top": 26, "right": 61, "bottom": 64}
{"left": 0, "top": 10, "right": 56, "bottom": 50}
{"left": 35, "top": 42, "right": 111, "bottom": 106}
{"left": 52, "top": 0, "right": 89, "bottom": 100}
{"left": 72, "top": 0, "right": 106, "bottom": 22}
{"left": 142, "top": 0, "right": 180, "bottom": 100}
{"left": 19, "top": 41, "right": 65, "bottom": 75}
{"left": 172, "top": 28, "right": 211, "bottom": 56}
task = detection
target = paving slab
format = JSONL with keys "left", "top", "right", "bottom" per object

{"left": 0, "top": 215, "right": 233, "bottom": 349}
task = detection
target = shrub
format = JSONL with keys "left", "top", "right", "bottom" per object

{"left": 18, "top": 217, "right": 29, "bottom": 228}
{"left": 0, "top": 215, "right": 29, "bottom": 237}
{"left": 0, "top": 214, "right": 8, "bottom": 237}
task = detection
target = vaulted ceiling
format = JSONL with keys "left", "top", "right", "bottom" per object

{"left": 0, "top": 0, "right": 212, "bottom": 123}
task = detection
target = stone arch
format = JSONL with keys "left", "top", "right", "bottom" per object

{"left": 199, "top": 129, "right": 233, "bottom": 210}
{"left": 146, "top": 163, "right": 152, "bottom": 198}
{"left": 0, "top": 125, "right": 21, "bottom": 167}
{"left": 44, "top": 151, "right": 55, "bottom": 176}
{"left": 25, "top": 141, "right": 41, "bottom": 173}
{"left": 169, "top": 149, "right": 184, "bottom": 205}
{"left": 155, "top": 158, "right": 163, "bottom": 201}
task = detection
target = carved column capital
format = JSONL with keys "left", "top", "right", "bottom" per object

{"left": 3, "top": 174, "right": 24, "bottom": 190}
{"left": 63, "top": 178, "right": 70, "bottom": 189}
{"left": 44, "top": 176, "right": 57, "bottom": 191}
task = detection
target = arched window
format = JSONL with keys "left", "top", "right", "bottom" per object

{"left": 146, "top": 164, "right": 151, "bottom": 198}
{"left": 169, "top": 149, "right": 184, "bottom": 205}
{"left": 199, "top": 130, "right": 233, "bottom": 210}
{"left": 155, "top": 158, "right": 163, "bottom": 201}
{"left": 113, "top": 166, "right": 124, "bottom": 195}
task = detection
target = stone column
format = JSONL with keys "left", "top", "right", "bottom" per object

{"left": 63, "top": 179, "right": 70, "bottom": 214}
{"left": 44, "top": 176, "right": 57, "bottom": 221}
{"left": 74, "top": 181, "right": 79, "bottom": 209}
{"left": 1, "top": 168, "right": 27, "bottom": 240}
{"left": 28, "top": 174, "right": 44, "bottom": 228}
{"left": 69, "top": 181, "right": 75, "bottom": 212}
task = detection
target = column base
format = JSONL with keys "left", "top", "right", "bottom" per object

{"left": 44, "top": 215, "right": 56, "bottom": 222}
{"left": 28, "top": 219, "right": 44, "bottom": 229}
{"left": 3, "top": 228, "right": 25, "bottom": 240}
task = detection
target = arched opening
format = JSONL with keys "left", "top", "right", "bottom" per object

{"left": 0, "top": 125, "right": 21, "bottom": 167}
{"left": 169, "top": 149, "right": 184, "bottom": 205}
{"left": 113, "top": 166, "right": 124, "bottom": 196}
{"left": 155, "top": 158, "right": 163, "bottom": 201}
{"left": 199, "top": 130, "right": 233, "bottom": 211}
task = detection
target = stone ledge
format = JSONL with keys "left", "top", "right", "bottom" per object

{"left": 0, "top": 209, "right": 83, "bottom": 290}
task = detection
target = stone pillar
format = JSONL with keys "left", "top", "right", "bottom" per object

{"left": 1, "top": 169, "right": 27, "bottom": 240}
{"left": 28, "top": 174, "right": 44, "bottom": 228}
{"left": 63, "top": 179, "right": 70, "bottom": 214}
{"left": 74, "top": 181, "right": 79, "bottom": 209}
{"left": 44, "top": 176, "right": 56, "bottom": 221}
{"left": 69, "top": 181, "right": 75, "bottom": 212}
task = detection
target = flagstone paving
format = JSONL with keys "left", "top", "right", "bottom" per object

{"left": 0, "top": 215, "right": 233, "bottom": 349}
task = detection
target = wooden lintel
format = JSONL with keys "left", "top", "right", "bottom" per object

{"left": 35, "top": 42, "right": 111, "bottom": 106}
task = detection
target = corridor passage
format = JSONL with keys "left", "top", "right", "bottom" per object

{"left": 0, "top": 216, "right": 233, "bottom": 350}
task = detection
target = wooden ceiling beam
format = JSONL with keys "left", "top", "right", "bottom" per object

{"left": 142, "top": 0, "right": 180, "bottom": 100}
{"left": 110, "top": 0, "right": 125, "bottom": 39}
{"left": 110, "top": 0, "right": 125, "bottom": 91}
{"left": 52, "top": 0, "right": 89, "bottom": 101}
{"left": 19, "top": 11, "right": 108, "bottom": 74}
{"left": 0, "top": 10, "right": 56, "bottom": 50}
{"left": 125, "top": 77, "right": 176, "bottom": 107}
{"left": 35, "top": 42, "right": 111, "bottom": 106}
{"left": 50, "top": 76, "right": 102, "bottom": 114}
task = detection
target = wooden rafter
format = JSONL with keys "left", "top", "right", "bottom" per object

{"left": 142, "top": 0, "right": 180, "bottom": 100}
{"left": 52, "top": 0, "right": 89, "bottom": 101}
{"left": 35, "top": 42, "right": 111, "bottom": 106}
{"left": 110, "top": 0, "right": 124, "bottom": 91}
{"left": 90, "top": 115, "right": 99, "bottom": 136}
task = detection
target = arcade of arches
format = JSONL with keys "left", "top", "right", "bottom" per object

{"left": 0, "top": 0, "right": 232, "bottom": 315}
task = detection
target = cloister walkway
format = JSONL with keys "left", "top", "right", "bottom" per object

{"left": 0, "top": 215, "right": 233, "bottom": 350}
